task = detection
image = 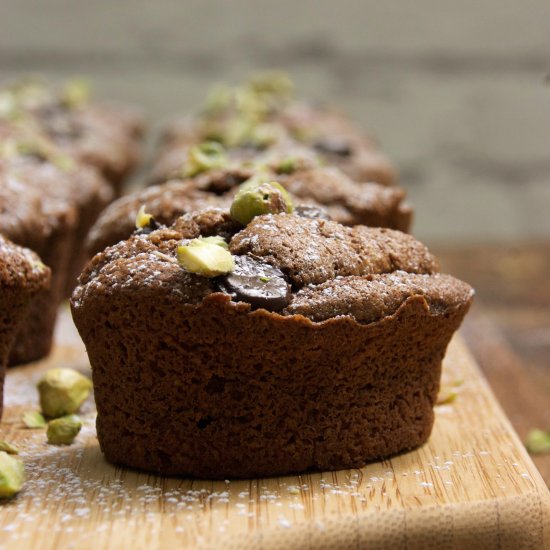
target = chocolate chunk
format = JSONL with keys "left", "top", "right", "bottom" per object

{"left": 217, "top": 255, "right": 291, "bottom": 311}
{"left": 135, "top": 217, "right": 161, "bottom": 236}
{"left": 314, "top": 137, "right": 352, "bottom": 157}
{"left": 294, "top": 205, "right": 331, "bottom": 221}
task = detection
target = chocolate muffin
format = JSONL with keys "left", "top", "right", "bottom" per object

{"left": 154, "top": 117, "right": 395, "bottom": 188}
{"left": 85, "top": 179, "right": 234, "bottom": 257}
{"left": 0, "top": 78, "right": 143, "bottom": 195}
{"left": 86, "top": 166, "right": 411, "bottom": 258}
{"left": 0, "top": 164, "right": 77, "bottom": 364}
{"left": 71, "top": 205, "right": 473, "bottom": 478}
{"left": 0, "top": 235, "right": 50, "bottom": 417}
{"left": 0, "top": 122, "right": 114, "bottom": 295}
{"left": 156, "top": 72, "right": 396, "bottom": 186}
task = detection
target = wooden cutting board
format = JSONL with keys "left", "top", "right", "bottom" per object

{"left": 0, "top": 308, "right": 549, "bottom": 550}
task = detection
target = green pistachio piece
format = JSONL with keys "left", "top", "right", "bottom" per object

{"left": 61, "top": 78, "right": 91, "bottom": 108}
{"left": 22, "top": 411, "right": 46, "bottom": 429}
{"left": 177, "top": 239, "right": 234, "bottom": 278}
{"left": 221, "top": 117, "right": 255, "bottom": 148}
{"left": 0, "top": 452, "right": 25, "bottom": 498}
{"left": 184, "top": 141, "right": 228, "bottom": 177}
{"left": 230, "top": 179, "right": 293, "bottom": 226}
{"left": 277, "top": 157, "right": 297, "bottom": 174}
{"left": 0, "top": 91, "right": 19, "bottom": 119}
{"left": 246, "top": 123, "right": 281, "bottom": 148}
{"left": 291, "top": 126, "right": 316, "bottom": 143}
{"left": 234, "top": 86, "right": 270, "bottom": 120}
{"left": 51, "top": 153, "right": 76, "bottom": 172}
{"left": 0, "top": 441, "right": 19, "bottom": 455}
{"left": 247, "top": 71, "right": 294, "bottom": 101}
{"left": 38, "top": 368, "right": 92, "bottom": 418}
{"left": 525, "top": 429, "right": 550, "bottom": 455}
{"left": 436, "top": 388, "right": 458, "bottom": 406}
{"left": 47, "top": 415, "right": 82, "bottom": 445}
{"left": 202, "top": 83, "right": 235, "bottom": 115}
{"left": 135, "top": 205, "right": 154, "bottom": 230}
{"left": 198, "top": 236, "right": 229, "bottom": 250}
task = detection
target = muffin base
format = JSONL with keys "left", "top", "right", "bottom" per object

{"left": 8, "top": 213, "right": 74, "bottom": 366}
{"left": 0, "top": 289, "right": 34, "bottom": 418}
{"left": 73, "top": 290, "right": 471, "bottom": 479}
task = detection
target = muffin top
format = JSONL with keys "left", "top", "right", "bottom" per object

{"left": 88, "top": 162, "right": 410, "bottom": 258}
{"left": 0, "top": 233, "right": 51, "bottom": 292}
{"left": 74, "top": 207, "right": 473, "bottom": 325}
{"left": 0, "top": 78, "right": 142, "bottom": 177}
{"left": 0, "top": 162, "right": 78, "bottom": 246}
{"left": 154, "top": 72, "right": 395, "bottom": 187}
{"left": 86, "top": 180, "right": 234, "bottom": 255}
{"left": 0, "top": 121, "right": 113, "bottom": 208}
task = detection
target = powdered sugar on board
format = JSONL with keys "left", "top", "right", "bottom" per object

{"left": 0, "top": 308, "right": 547, "bottom": 550}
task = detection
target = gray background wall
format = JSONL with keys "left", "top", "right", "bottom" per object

{"left": 1, "top": 0, "right": 549, "bottom": 244}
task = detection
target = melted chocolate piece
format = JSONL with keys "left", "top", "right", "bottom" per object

{"left": 217, "top": 255, "right": 291, "bottom": 311}
{"left": 135, "top": 216, "right": 161, "bottom": 236}
{"left": 294, "top": 205, "right": 331, "bottom": 221}
{"left": 314, "top": 137, "right": 352, "bottom": 157}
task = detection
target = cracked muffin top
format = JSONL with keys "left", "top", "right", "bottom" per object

{"left": 0, "top": 234, "right": 51, "bottom": 292}
{"left": 0, "top": 78, "right": 142, "bottom": 184}
{"left": 74, "top": 207, "right": 473, "bottom": 325}
{"left": 86, "top": 164, "right": 411, "bottom": 258}
{"left": 154, "top": 72, "right": 395, "bottom": 186}
{"left": 0, "top": 121, "right": 113, "bottom": 209}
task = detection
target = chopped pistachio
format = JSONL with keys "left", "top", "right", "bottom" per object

{"left": 61, "top": 78, "right": 91, "bottom": 108}
{"left": 198, "top": 236, "right": 229, "bottom": 250}
{"left": 0, "top": 441, "right": 19, "bottom": 455}
{"left": 135, "top": 205, "right": 155, "bottom": 230}
{"left": 177, "top": 239, "right": 234, "bottom": 278}
{"left": 221, "top": 117, "right": 256, "bottom": 148}
{"left": 202, "top": 83, "right": 235, "bottom": 115}
{"left": 230, "top": 178, "right": 293, "bottom": 226}
{"left": 22, "top": 411, "right": 46, "bottom": 429}
{"left": 290, "top": 126, "right": 316, "bottom": 143}
{"left": 31, "top": 260, "right": 47, "bottom": 273}
{"left": 0, "top": 452, "right": 25, "bottom": 498}
{"left": 525, "top": 429, "right": 550, "bottom": 455}
{"left": 184, "top": 141, "right": 228, "bottom": 177}
{"left": 436, "top": 388, "right": 458, "bottom": 406}
{"left": 38, "top": 368, "right": 92, "bottom": 418}
{"left": 0, "top": 91, "right": 17, "bottom": 119}
{"left": 247, "top": 71, "right": 294, "bottom": 101}
{"left": 234, "top": 87, "right": 270, "bottom": 120}
{"left": 247, "top": 123, "right": 281, "bottom": 148}
{"left": 277, "top": 157, "right": 297, "bottom": 174}
{"left": 47, "top": 415, "right": 82, "bottom": 445}
{"left": 51, "top": 153, "right": 76, "bottom": 172}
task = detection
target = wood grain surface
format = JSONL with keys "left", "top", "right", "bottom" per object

{"left": 0, "top": 308, "right": 549, "bottom": 549}
{"left": 436, "top": 241, "right": 550, "bottom": 485}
